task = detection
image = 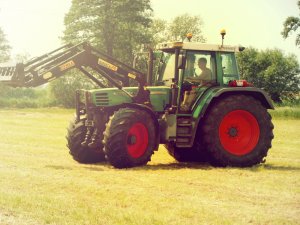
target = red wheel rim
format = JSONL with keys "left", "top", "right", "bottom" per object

{"left": 219, "top": 110, "right": 260, "bottom": 156}
{"left": 127, "top": 123, "right": 148, "bottom": 158}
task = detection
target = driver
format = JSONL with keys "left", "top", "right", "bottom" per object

{"left": 186, "top": 57, "right": 212, "bottom": 85}
{"left": 181, "top": 58, "right": 212, "bottom": 111}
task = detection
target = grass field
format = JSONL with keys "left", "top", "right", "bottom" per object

{"left": 0, "top": 108, "right": 299, "bottom": 225}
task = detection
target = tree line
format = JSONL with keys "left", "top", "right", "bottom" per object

{"left": 0, "top": 0, "right": 299, "bottom": 107}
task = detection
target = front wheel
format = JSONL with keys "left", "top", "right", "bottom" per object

{"left": 103, "top": 108, "right": 157, "bottom": 168}
{"left": 202, "top": 95, "right": 274, "bottom": 167}
{"left": 66, "top": 118, "right": 106, "bottom": 163}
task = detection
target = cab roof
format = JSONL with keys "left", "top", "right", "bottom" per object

{"left": 156, "top": 41, "right": 244, "bottom": 53}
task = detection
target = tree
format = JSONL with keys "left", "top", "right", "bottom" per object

{"left": 168, "top": 14, "right": 206, "bottom": 42}
{"left": 148, "top": 14, "right": 206, "bottom": 46}
{"left": 148, "top": 18, "right": 168, "bottom": 46}
{"left": 0, "top": 27, "right": 11, "bottom": 62}
{"left": 281, "top": 0, "right": 300, "bottom": 46}
{"left": 237, "top": 48, "right": 300, "bottom": 103}
{"left": 63, "top": 0, "right": 152, "bottom": 63}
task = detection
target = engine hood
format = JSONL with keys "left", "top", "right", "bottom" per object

{"left": 89, "top": 86, "right": 171, "bottom": 112}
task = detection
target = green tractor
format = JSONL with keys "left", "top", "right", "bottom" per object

{"left": 0, "top": 34, "right": 274, "bottom": 168}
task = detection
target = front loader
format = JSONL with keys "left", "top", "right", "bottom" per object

{"left": 0, "top": 33, "right": 274, "bottom": 168}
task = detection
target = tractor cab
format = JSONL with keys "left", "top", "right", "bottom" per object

{"left": 155, "top": 40, "right": 244, "bottom": 112}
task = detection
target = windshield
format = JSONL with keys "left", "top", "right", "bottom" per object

{"left": 156, "top": 52, "right": 175, "bottom": 85}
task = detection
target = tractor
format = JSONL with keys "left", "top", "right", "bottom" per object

{"left": 0, "top": 32, "right": 274, "bottom": 168}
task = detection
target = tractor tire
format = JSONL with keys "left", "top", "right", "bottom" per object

{"left": 103, "top": 108, "right": 156, "bottom": 168}
{"left": 66, "top": 118, "right": 106, "bottom": 163}
{"left": 202, "top": 95, "right": 274, "bottom": 167}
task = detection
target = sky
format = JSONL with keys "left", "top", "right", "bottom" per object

{"left": 0, "top": 0, "right": 299, "bottom": 63}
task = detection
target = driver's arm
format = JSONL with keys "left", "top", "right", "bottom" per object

{"left": 185, "top": 76, "right": 201, "bottom": 83}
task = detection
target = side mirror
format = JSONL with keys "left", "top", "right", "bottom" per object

{"left": 178, "top": 55, "right": 186, "bottom": 69}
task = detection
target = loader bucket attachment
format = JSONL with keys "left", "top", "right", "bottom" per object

{"left": 0, "top": 41, "right": 146, "bottom": 95}
{"left": 0, "top": 64, "right": 24, "bottom": 87}
{"left": 0, "top": 43, "right": 75, "bottom": 87}
{"left": 0, "top": 66, "right": 15, "bottom": 82}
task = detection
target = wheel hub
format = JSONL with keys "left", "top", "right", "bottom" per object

{"left": 127, "top": 135, "right": 137, "bottom": 145}
{"left": 126, "top": 122, "right": 149, "bottom": 158}
{"left": 228, "top": 127, "right": 238, "bottom": 137}
{"left": 219, "top": 110, "right": 260, "bottom": 156}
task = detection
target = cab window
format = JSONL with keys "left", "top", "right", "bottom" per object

{"left": 183, "top": 51, "right": 216, "bottom": 84}
{"left": 220, "top": 52, "right": 239, "bottom": 84}
{"left": 163, "top": 54, "right": 175, "bottom": 81}
{"left": 156, "top": 52, "right": 175, "bottom": 86}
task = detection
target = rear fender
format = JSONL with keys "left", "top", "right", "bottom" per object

{"left": 193, "top": 87, "right": 274, "bottom": 120}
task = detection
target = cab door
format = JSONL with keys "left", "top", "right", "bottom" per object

{"left": 180, "top": 51, "right": 217, "bottom": 111}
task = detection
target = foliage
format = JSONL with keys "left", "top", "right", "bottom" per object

{"left": 63, "top": 0, "right": 152, "bottom": 63}
{"left": 49, "top": 70, "right": 97, "bottom": 108}
{"left": 148, "top": 18, "right": 169, "bottom": 46}
{"left": 149, "top": 14, "right": 206, "bottom": 46}
{"left": 14, "top": 52, "right": 31, "bottom": 63}
{"left": 237, "top": 47, "right": 300, "bottom": 102}
{"left": 269, "top": 105, "right": 300, "bottom": 119}
{"left": 168, "top": 14, "right": 206, "bottom": 42}
{"left": 0, "top": 84, "right": 35, "bottom": 108}
{"left": 281, "top": 0, "right": 300, "bottom": 46}
{"left": 0, "top": 27, "right": 11, "bottom": 62}
{"left": 0, "top": 85, "right": 56, "bottom": 108}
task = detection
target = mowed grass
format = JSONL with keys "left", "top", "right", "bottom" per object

{"left": 0, "top": 108, "right": 299, "bottom": 225}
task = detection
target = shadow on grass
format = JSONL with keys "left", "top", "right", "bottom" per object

{"left": 252, "top": 164, "right": 300, "bottom": 172}
{"left": 84, "top": 163, "right": 108, "bottom": 171}
{"left": 88, "top": 161, "right": 214, "bottom": 171}
{"left": 45, "top": 165, "right": 75, "bottom": 170}
{"left": 86, "top": 162, "right": 300, "bottom": 172}
{"left": 46, "top": 162, "right": 300, "bottom": 172}
{"left": 136, "top": 162, "right": 213, "bottom": 171}
{"left": 140, "top": 163, "right": 300, "bottom": 172}
{"left": 45, "top": 163, "right": 108, "bottom": 171}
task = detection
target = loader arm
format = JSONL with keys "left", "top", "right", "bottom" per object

{"left": 0, "top": 42, "right": 150, "bottom": 104}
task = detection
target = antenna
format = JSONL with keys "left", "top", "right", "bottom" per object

{"left": 220, "top": 29, "right": 226, "bottom": 46}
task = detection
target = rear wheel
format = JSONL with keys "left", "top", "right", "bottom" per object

{"left": 66, "top": 118, "right": 106, "bottom": 163}
{"left": 202, "top": 95, "right": 274, "bottom": 167}
{"left": 103, "top": 108, "right": 156, "bottom": 168}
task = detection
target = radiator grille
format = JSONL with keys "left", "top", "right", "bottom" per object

{"left": 95, "top": 92, "right": 109, "bottom": 106}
